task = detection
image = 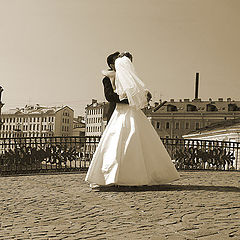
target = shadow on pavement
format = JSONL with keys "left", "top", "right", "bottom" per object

{"left": 95, "top": 184, "right": 240, "bottom": 193}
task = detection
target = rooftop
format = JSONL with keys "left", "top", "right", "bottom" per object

{"left": 2, "top": 104, "right": 68, "bottom": 115}
{"left": 186, "top": 118, "right": 240, "bottom": 135}
{"left": 151, "top": 98, "right": 240, "bottom": 113}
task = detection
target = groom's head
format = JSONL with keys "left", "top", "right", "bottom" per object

{"left": 107, "top": 51, "right": 120, "bottom": 71}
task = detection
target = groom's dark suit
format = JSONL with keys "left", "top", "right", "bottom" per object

{"left": 102, "top": 76, "right": 128, "bottom": 123}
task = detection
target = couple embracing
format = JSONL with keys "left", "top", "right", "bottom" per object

{"left": 85, "top": 51, "right": 179, "bottom": 187}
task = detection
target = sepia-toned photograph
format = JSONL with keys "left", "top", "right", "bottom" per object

{"left": 0, "top": 0, "right": 239, "bottom": 239}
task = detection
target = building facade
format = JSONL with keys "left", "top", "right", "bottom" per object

{"left": 183, "top": 118, "right": 240, "bottom": 142}
{"left": 84, "top": 99, "right": 110, "bottom": 156}
{"left": 143, "top": 98, "right": 240, "bottom": 139}
{"left": 85, "top": 99, "right": 109, "bottom": 137}
{"left": 0, "top": 104, "right": 74, "bottom": 138}
{"left": 73, "top": 116, "right": 85, "bottom": 137}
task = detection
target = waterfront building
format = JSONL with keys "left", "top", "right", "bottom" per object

{"left": 84, "top": 99, "right": 110, "bottom": 156}
{"left": 85, "top": 99, "right": 109, "bottom": 137}
{"left": 84, "top": 97, "right": 240, "bottom": 140}
{"left": 0, "top": 104, "right": 74, "bottom": 138}
{"left": 143, "top": 98, "right": 240, "bottom": 138}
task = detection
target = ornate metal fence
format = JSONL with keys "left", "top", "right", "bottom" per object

{"left": 161, "top": 138, "right": 240, "bottom": 171}
{"left": 0, "top": 136, "right": 239, "bottom": 175}
{"left": 0, "top": 136, "right": 100, "bottom": 175}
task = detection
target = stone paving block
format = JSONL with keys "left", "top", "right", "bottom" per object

{"left": 0, "top": 171, "right": 240, "bottom": 239}
{"left": 150, "top": 236, "right": 167, "bottom": 240}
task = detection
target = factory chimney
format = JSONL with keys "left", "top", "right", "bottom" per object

{"left": 195, "top": 72, "right": 199, "bottom": 99}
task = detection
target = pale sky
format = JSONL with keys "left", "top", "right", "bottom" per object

{"left": 0, "top": 0, "right": 240, "bottom": 116}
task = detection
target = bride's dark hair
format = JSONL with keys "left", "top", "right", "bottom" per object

{"left": 118, "top": 52, "right": 133, "bottom": 62}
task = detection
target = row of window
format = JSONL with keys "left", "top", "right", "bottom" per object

{"left": 0, "top": 132, "right": 53, "bottom": 138}
{"left": 86, "top": 126, "right": 102, "bottom": 133}
{"left": 2, "top": 116, "right": 55, "bottom": 124}
{"left": 85, "top": 145, "right": 97, "bottom": 152}
{"left": 166, "top": 104, "right": 240, "bottom": 112}
{"left": 86, "top": 117, "right": 102, "bottom": 124}
{"left": 1, "top": 124, "right": 54, "bottom": 131}
{"left": 87, "top": 108, "right": 103, "bottom": 115}
{"left": 62, "top": 118, "right": 70, "bottom": 124}
{"left": 62, "top": 126, "right": 69, "bottom": 132}
{"left": 163, "top": 135, "right": 182, "bottom": 139}
{"left": 63, "top": 112, "right": 70, "bottom": 116}
{"left": 155, "top": 121, "right": 201, "bottom": 130}
{"left": 74, "top": 123, "right": 84, "bottom": 128}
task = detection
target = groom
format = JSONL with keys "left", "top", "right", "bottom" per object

{"left": 102, "top": 51, "right": 128, "bottom": 123}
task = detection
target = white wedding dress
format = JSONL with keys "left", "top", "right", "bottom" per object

{"left": 85, "top": 56, "right": 179, "bottom": 186}
{"left": 85, "top": 103, "right": 180, "bottom": 186}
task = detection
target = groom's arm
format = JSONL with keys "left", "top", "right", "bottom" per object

{"left": 102, "top": 77, "right": 128, "bottom": 104}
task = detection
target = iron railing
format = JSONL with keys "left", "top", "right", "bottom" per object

{"left": 0, "top": 136, "right": 239, "bottom": 175}
{"left": 161, "top": 138, "right": 240, "bottom": 171}
{"left": 0, "top": 136, "right": 100, "bottom": 175}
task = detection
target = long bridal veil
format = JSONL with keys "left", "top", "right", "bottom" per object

{"left": 115, "top": 56, "right": 148, "bottom": 109}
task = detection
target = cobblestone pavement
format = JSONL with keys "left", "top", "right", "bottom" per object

{"left": 0, "top": 171, "right": 239, "bottom": 240}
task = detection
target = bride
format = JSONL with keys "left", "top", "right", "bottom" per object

{"left": 85, "top": 52, "right": 180, "bottom": 187}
